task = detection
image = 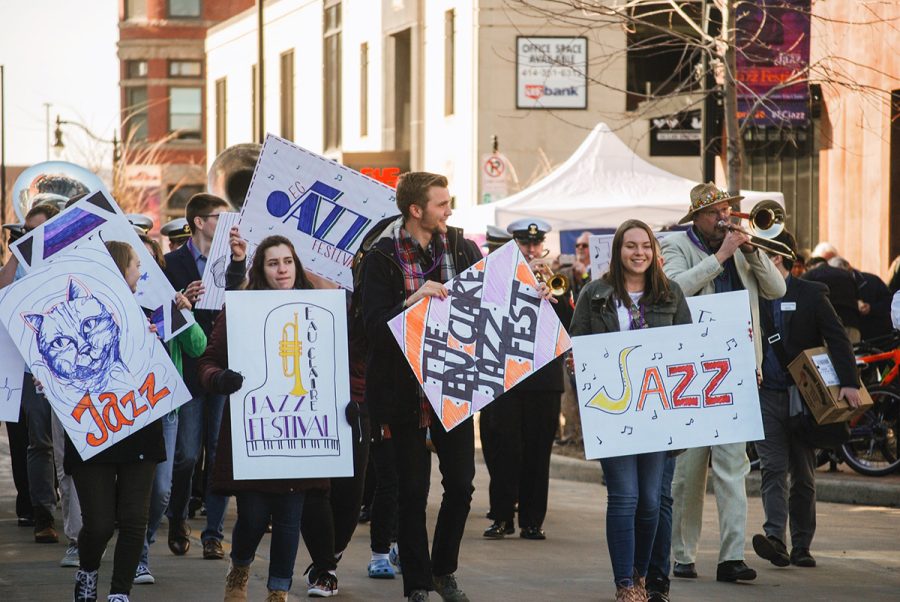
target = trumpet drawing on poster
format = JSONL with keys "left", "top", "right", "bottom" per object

{"left": 388, "top": 241, "right": 572, "bottom": 431}
{"left": 0, "top": 242, "right": 192, "bottom": 459}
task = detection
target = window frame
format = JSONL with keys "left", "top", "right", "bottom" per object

{"left": 168, "top": 86, "right": 204, "bottom": 140}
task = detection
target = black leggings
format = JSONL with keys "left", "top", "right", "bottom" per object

{"left": 73, "top": 460, "right": 156, "bottom": 595}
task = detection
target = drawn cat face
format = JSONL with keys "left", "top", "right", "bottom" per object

{"left": 23, "top": 278, "right": 121, "bottom": 386}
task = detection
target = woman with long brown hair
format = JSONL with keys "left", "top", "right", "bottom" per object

{"left": 570, "top": 219, "right": 691, "bottom": 602}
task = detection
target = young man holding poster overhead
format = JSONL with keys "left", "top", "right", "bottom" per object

{"left": 659, "top": 183, "right": 785, "bottom": 584}
{"left": 358, "top": 172, "right": 482, "bottom": 602}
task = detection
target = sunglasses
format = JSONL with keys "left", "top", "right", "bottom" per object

{"left": 575, "top": 243, "right": 589, "bottom": 249}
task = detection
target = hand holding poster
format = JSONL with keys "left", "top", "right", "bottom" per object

{"left": 239, "top": 135, "right": 400, "bottom": 290}
{"left": 10, "top": 190, "right": 194, "bottom": 341}
{"left": 225, "top": 290, "right": 353, "bottom": 480}
{"left": 0, "top": 242, "right": 192, "bottom": 459}
{"left": 196, "top": 212, "right": 257, "bottom": 310}
{"left": 388, "top": 240, "right": 572, "bottom": 431}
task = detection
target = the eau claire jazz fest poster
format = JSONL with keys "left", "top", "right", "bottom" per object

{"left": 226, "top": 290, "right": 353, "bottom": 479}
{"left": 575, "top": 290, "right": 764, "bottom": 459}
{"left": 238, "top": 134, "right": 400, "bottom": 290}
{"left": 0, "top": 241, "right": 192, "bottom": 460}
{"left": 389, "top": 241, "right": 572, "bottom": 431}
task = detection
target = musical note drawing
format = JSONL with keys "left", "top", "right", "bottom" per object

{"left": 714, "top": 429, "right": 720, "bottom": 438}
{"left": 582, "top": 382, "right": 592, "bottom": 391}
{"left": 678, "top": 343, "right": 683, "bottom": 350}
{"left": 726, "top": 337, "right": 737, "bottom": 351}
{"left": 603, "top": 348, "right": 609, "bottom": 358}
{"left": 620, "top": 426, "right": 633, "bottom": 435}
{"left": 363, "top": 198, "right": 368, "bottom": 204}
{"left": 596, "top": 436, "right": 603, "bottom": 445}
{"left": 593, "top": 248, "right": 600, "bottom": 259}
{"left": 651, "top": 352, "right": 663, "bottom": 360}
{"left": 700, "top": 353, "right": 705, "bottom": 358}
{"left": 733, "top": 413, "right": 738, "bottom": 420}
{"left": 651, "top": 409, "right": 658, "bottom": 420}
{"left": 580, "top": 362, "right": 587, "bottom": 372}
{"left": 668, "top": 436, "right": 673, "bottom": 445}
{"left": 268, "top": 174, "right": 275, "bottom": 180}
{"left": 698, "top": 310, "right": 713, "bottom": 323}
{"left": 737, "top": 379, "right": 743, "bottom": 386}
{"left": 701, "top": 327, "right": 709, "bottom": 337}
{"left": 685, "top": 418, "right": 694, "bottom": 426}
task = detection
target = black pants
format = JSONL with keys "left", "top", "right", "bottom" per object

{"left": 5, "top": 406, "right": 32, "bottom": 520}
{"left": 72, "top": 461, "right": 156, "bottom": 596}
{"left": 391, "top": 410, "right": 474, "bottom": 596}
{"left": 300, "top": 405, "right": 371, "bottom": 572}
{"left": 485, "top": 389, "right": 560, "bottom": 528}
{"left": 369, "top": 428, "right": 409, "bottom": 554}
{"left": 479, "top": 401, "right": 503, "bottom": 520}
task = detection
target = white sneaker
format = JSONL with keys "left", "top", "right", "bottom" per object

{"left": 389, "top": 542, "right": 402, "bottom": 574}
{"left": 60, "top": 542, "right": 80, "bottom": 568}
{"left": 133, "top": 563, "right": 155, "bottom": 585}
{"left": 108, "top": 595, "right": 130, "bottom": 602}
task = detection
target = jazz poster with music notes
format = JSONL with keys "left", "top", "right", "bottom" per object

{"left": 239, "top": 134, "right": 400, "bottom": 290}
{"left": 225, "top": 289, "right": 353, "bottom": 479}
{"left": 388, "top": 240, "right": 572, "bottom": 431}
{"left": 575, "top": 290, "right": 762, "bottom": 459}
{"left": 196, "top": 212, "right": 258, "bottom": 310}
{"left": 10, "top": 190, "right": 195, "bottom": 341}
{"left": 0, "top": 240, "right": 192, "bottom": 460}
{"left": 589, "top": 231, "right": 677, "bottom": 281}
{"left": 0, "top": 324, "right": 24, "bottom": 422}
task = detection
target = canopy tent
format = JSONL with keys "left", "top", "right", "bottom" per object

{"left": 449, "top": 122, "right": 784, "bottom": 244}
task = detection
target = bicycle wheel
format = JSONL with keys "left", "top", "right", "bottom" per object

{"left": 840, "top": 386, "right": 900, "bottom": 476}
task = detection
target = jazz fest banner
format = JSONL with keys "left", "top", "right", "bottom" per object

{"left": 388, "top": 240, "right": 572, "bottom": 431}
{"left": 196, "top": 212, "right": 258, "bottom": 310}
{"left": 239, "top": 134, "right": 400, "bottom": 290}
{"left": 225, "top": 290, "right": 353, "bottom": 479}
{"left": 0, "top": 241, "right": 191, "bottom": 459}
{"left": 10, "top": 190, "right": 194, "bottom": 341}
{"left": 575, "top": 290, "right": 762, "bottom": 459}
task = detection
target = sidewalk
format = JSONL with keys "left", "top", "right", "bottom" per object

{"left": 549, "top": 446, "right": 900, "bottom": 507}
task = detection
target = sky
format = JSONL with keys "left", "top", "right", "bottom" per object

{"left": 0, "top": 0, "right": 120, "bottom": 170}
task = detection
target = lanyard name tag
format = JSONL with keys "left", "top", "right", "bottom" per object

{"left": 781, "top": 302, "right": 797, "bottom": 311}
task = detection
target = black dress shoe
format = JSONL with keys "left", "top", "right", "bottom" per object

{"left": 752, "top": 534, "right": 790, "bottom": 567}
{"left": 519, "top": 526, "right": 546, "bottom": 540}
{"left": 17, "top": 517, "right": 35, "bottom": 528}
{"left": 168, "top": 519, "right": 191, "bottom": 556}
{"left": 790, "top": 548, "right": 816, "bottom": 567}
{"left": 483, "top": 521, "right": 514, "bottom": 539}
{"left": 673, "top": 562, "right": 697, "bottom": 578}
{"left": 202, "top": 538, "right": 224, "bottom": 559}
{"left": 716, "top": 560, "right": 757, "bottom": 582}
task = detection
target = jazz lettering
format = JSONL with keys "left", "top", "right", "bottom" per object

{"left": 70, "top": 372, "right": 171, "bottom": 447}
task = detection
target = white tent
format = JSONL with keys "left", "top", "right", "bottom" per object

{"left": 450, "top": 122, "right": 784, "bottom": 242}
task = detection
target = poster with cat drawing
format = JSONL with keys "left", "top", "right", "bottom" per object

{"left": 10, "top": 190, "right": 194, "bottom": 341}
{"left": 0, "top": 241, "right": 192, "bottom": 459}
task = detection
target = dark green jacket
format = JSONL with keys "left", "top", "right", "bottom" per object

{"left": 570, "top": 279, "right": 692, "bottom": 336}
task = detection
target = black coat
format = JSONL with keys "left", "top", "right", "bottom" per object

{"left": 854, "top": 270, "right": 893, "bottom": 341}
{"left": 802, "top": 264, "right": 860, "bottom": 331}
{"left": 163, "top": 242, "right": 218, "bottom": 395}
{"left": 766, "top": 277, "right": 859, "bottom": 389}
{"left": 359, "top": 224, "right": 481, "bottom": 426}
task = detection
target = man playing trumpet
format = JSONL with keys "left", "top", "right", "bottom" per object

{"left": 481, "top": 219, "right": 574, "bottom": 541}
{"left": 653, "top": 183, "right": 785, "bottom": 593}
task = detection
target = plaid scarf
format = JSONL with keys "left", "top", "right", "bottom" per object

{"left": 390, "top": 219, "right": 456, "bottom": 429}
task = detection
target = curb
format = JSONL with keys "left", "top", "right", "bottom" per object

{"left": 548, "top": 452, "right": 900, "bottom": 508}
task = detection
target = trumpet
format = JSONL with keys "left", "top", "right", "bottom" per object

{"left": 716, "top": 200, "right": 795, "bottom": 259}
{"left": 529, "top": 258, "right": 570, "bottom": 297}
{"left": 279, "top": 313, "right": 309, "bottom": 396}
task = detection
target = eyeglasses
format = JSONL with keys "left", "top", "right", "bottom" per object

{"left": 198, "top": 213, "right": 223, "bottom": 220}
{"left": 575, "top": 243, "right": 589, "bottom": 249}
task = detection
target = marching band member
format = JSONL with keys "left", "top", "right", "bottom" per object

{"left": 482, "top": 219, "right": 573, "bottom": 541}
{"left": 570, "top": 219, "right": 691, "bottom": 602}
{"left": 660, "top": 183, "right": 785, "bottom": 585}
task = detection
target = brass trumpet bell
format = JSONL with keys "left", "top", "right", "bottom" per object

{"left": 207, "top": 143, "right": 262, "bottom": 210}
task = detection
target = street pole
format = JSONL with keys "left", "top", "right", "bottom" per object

{"left": 257, "top": 0, "right": 265, "bottom": 143}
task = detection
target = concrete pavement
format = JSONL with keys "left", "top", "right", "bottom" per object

{"left": 1, "top": 433, "right": 899, "bottom": 601}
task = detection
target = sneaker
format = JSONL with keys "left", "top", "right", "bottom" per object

{"left": 133, "top": 563, "right": 155, "bottom": 585}
{"left": 432, "top": 574, "right": 469, "bottom": 602}
{"left": 73, "top": 568, "right": 98, "bottom": 602}
{"left": 108, "top": 595, "right": 130, "bottom": 602}
{"left": 389, "top": 542, "right": 402, "bottom": 574}
{"left": 307, "top": 570, "right": 338, "bottom": 597}
{"left": 368, "top": 557, "right": 396, "bottom": 579}
{"left": 408, "top": 591, "right": 429, "bottom": 602}
{"left": 60, "top": 542, "right": 80, "bottom": 567}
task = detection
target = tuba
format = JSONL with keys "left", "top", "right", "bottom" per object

{"left": 207, "top": 143, "right": 262, "bottom": 210}
{"left": 11, "top": 161, "right": 106, "bottom": 221}
{"left": 279, "top": 312, "right": 309, "bottom": 396}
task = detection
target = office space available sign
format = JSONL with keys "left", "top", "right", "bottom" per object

{"left": 516, "top": 36, "right": 587, "bottom": 109}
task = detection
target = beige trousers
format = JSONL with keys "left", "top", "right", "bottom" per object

{"left": 671, "top": 442, "right": 750, "bottom": 564}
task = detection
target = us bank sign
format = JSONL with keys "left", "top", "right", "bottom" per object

{"left": 516, "top": 36, "right": 588, "bottom": 110}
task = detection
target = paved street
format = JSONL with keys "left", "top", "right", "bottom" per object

{"left": 0, "top": 433, "right": 898, "bottom": 601}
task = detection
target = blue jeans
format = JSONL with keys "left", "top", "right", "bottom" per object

{"left": 166, "top": 393, "right": 230, "bottom": 542}
{"left": 648, "top": 455, "right": 676, "bottom": 582}
{"left": 140, "top": 411, "right": 179, "bottom": 566}
{"left": 600, "top": 451, "right": 668, "bottom": 586}
{"left": 232, "top": 491, "right": 305, "bottom": 592}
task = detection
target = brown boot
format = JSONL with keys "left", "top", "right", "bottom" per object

{"left": 633, "top": 574, "right": 648, "bottom": 601}
{"left": 224, "top": 563, "right": 250, "bottom": 602}
{"left": 615, "top": 585, "right": 641, "bottom": 602}
{"left": 265, "top": 590, "right": 287, "bottom": 602}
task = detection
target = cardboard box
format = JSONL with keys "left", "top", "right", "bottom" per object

{"left": 788, "top": 347, "right": 874, "bottom": 424}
